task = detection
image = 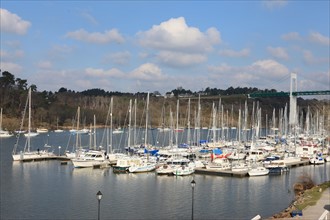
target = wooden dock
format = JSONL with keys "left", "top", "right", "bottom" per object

{"left": 195, "top": 168, "right": 248, "bottom": 177}
{"left": 285, "top": 159, "right": 310, "bottom": 167}
{"left": 195, "top": 159, "right": 311, "bottom": 177}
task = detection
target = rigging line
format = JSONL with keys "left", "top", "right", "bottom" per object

{"left": 250, "top": 73, "right": 291, "bottom": 94}
{"left": 265, "top": 73, "right": 291, "bottom": 91}
{"left": 296, "top": 73, "right": 330, "bottom": 87}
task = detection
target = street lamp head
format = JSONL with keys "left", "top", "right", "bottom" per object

{"left": 191, "top": 179, "right": 196, "bottom": 188}
{"left": 96, "top": 191, "right": 103, "bottom": 201}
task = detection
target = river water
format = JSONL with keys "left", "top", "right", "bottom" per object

{"left": 1, "top": 130, "right": 329, "bottom": 220}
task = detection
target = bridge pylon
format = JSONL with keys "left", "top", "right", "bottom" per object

{"left": 289, "top": 73, "right": 297, "bottom": 127}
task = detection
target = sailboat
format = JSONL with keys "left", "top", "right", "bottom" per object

{"left": 54, "top": 117, "right": 64, "bottom": 133}
{"left": 70, "top": 107, "right": 110, "bottom": 168}
{"left": 128, "top": 92, "right": 156, "bottom": 173}
{"left": 0, "top": 108, "right": 13, "bottom": 138}
{"left": 12, "top": 88, "right": 55, "bottom": 161}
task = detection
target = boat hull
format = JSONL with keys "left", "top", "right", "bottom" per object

{"left": 128, "top": 164, "right": 156, "bottom": 173}
{"left": 248, "top": 167, "right": 269, "bottom": 176}
{"left": 72, "top": 159, "right": 109, "bottom": 168}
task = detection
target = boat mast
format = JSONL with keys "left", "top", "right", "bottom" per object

{"left": 187, "top": 98, "right": 191, "bottom": 146}
{"left": 128, "top": 99, "right": 132, "bottom": 149}
{"left": 176, "top": 99, "right": 179, "bottom": 147}
{"left": 75, "top": 106, "right": 80, "bottom": 155}
{"left": 0, "top": 108, "right": 2, "bottom": 131}
{"left": 27, "top": 87, "right": 31, "bottom": 152}
{"left": 134, "top": 99, "right": 137, "bottom": 147}
{"left": 110, "top": 97, "right": 113, "bottom": 153}
{"left": 144, "top": 92, "right": 149, "bottom": 148}
{"left": 93, "top": 115, "right": 97, "bottom": 150}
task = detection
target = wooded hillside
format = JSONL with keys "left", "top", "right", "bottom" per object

{"left": 0, "top": 70, "right": 328, "bottom": 132}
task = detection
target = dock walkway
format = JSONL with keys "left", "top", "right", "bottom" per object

{"left": 195, "top": 160, "right": 310, "bottom": 177}
{"left": 266, "top": 187, "right": 330, "bottom": 220}
{"left": 298, "top": 187, "right": 330, "bottom": 220}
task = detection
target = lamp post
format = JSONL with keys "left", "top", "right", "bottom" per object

{"left": 96, "top": 191, "right": 103, "bottom": 220}
{"left": 191, "top": 179, "right": 196, "bottom": 220}
{"left": 58, "top": 146, "right": 61, "bottom": 156}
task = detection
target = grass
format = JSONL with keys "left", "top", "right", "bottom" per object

{"left": 294, "top": 181, "right": 330, "bottom": 210}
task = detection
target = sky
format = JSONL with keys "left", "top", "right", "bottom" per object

{"left": 1, "top": 1, "right": 329, "bottom": 95}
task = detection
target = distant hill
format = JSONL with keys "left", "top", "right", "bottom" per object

{"left": 1, "top": 70, "right": 329, "bottom": 132}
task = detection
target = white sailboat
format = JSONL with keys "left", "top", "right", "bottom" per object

{"left": 128, "top": 92, "right": 156, "bottom": 173}
{"left": 54, "top": 117, "right": 64, "bottom": 133}
{"left": 70, "top": 107, "right": 110, "bottom": 168}
{"left": 12, "top": 88, "right": 55, "bottom": 161}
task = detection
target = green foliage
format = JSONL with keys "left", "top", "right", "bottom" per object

{"left": 0, "top": 70, "right": 329, "bottom": 131}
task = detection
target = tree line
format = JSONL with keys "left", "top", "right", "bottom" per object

{"left": 0, "top": 70, "right": 328, "bottom": 131}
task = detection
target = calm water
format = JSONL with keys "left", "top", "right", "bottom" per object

{"left": 1, "top": 130, "right": 329, "bottom": 220}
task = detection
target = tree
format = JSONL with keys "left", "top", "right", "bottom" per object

{"left": 0, "top": 71, "right": 15, "bottom": 88}
{"left": 16, "top": 78, "right": 28, "bottom": 90}
{"left": 30, "top": 84, "right": 37, "bottom": 92}
{"left": 58, "top": 87, "right": 68, "bottom": 93}
{"left": 153, "top": 91, "right": 161, "bottom": 96}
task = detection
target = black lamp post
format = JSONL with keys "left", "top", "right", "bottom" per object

{"left": 191, "top": 179, "right": 196, "bottom": 220}
{"left": 96, "top": 191, "right": 103, "bottom": 220}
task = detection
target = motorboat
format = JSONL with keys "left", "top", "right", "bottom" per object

{"left": 309, "top": 153, "right": 325, "bottom": 165}
{"left": 248, "top": 166, "right": 269, "bottom": 176}
{"left": 71, "top": 150, "right": 109, "bottom": 168}
{"left": 128, "top": 161, "right": 156, "bottom": 173}
{"left": 173, "top": 165, "right": 194, "bottom": 176}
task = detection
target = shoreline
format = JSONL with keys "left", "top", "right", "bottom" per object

{"left": 269, "top": 181, "right": 330, "bottom": 219}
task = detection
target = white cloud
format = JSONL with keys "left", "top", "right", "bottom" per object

{"left": 137, "top": 17, "right": 221, "bottom": 53}
{"left": 37, "top": 61, "right": 52, "bottom": 69}
{"left": 103, "top": 51, "right": 131, "bottom": 65}
{"left": 208, "top": 59, "right": 290, "bottom": 89}
{"left": 0, "top": 50, "right": 7, "bottom": 58}
{"left": 0, "top": 8, "right": 31, "bottom": 35}
{"left": 281, "top": 32, "right": 301, "bottom": 41}
{"left": 308, "top": 32, "right": 330, "bottom": 46}
{"left": 85, "top": 67, "right": 125, "bottom": 78}
{"left": 303, "top": 50, "right": 329, "bottom": 65}
{"left": 156, "top": 51, "right": 207, "bottom": 67}
{"left": 298, "top": 70, "right": 330, "bottom": 91}
{"left": 48, "top": 44, "right": 74, "bottom": 60}
{"left": 0, "top": 61, "right": 23, "bottom": 74}
{"left": 262, "top": 0, "right": 288, "bottom": 10}
{"left": 0, "top": 49, "right": 24, "bottom": 60}
{"left": 130, "top": 63, "right": 167, "bottom": 81}
{"left": 267, "top": 46, "right": 289, "bottom": 60}
{"left": 81, "top": 12, "right": 98, "bottom": 25}
{"left": 65, "top": 28, "right": 125, "bottom": 44}
{"left": 219, "top": 48, "right": 250, "bottom": 57}
{"left": 250, "top": 59, "right": 288, "bottom": 77}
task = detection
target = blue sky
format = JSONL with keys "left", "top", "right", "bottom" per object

{"left": 1, "top": 1, "right": 329, "bottom": 94}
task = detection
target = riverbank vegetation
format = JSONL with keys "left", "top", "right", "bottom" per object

{"left": 272, "top": 175, "right": 330, "bottom": 218}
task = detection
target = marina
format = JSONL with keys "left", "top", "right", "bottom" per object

{"left": 1, "top": 129, "right": 329, "bottom": 220}
{"left": 1, "top": 2, "right": 329, "bottom": 219}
